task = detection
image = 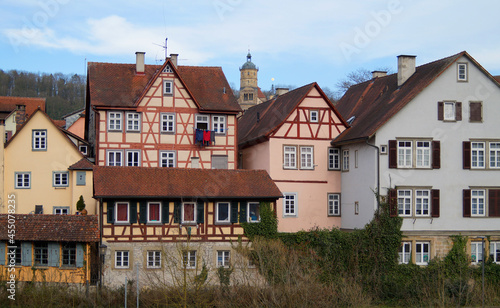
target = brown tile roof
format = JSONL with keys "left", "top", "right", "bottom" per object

{"left": 87, "top": 61, "right": 241, "bottom": 113}
{"left": 69, "top": 158, "right": 94, "bottom": 170}
{"left": 333, "top": 51, "right": 478, "bottom": 144}
{"left": 0, "top": 214, "right": 99, "bottom": 242}
{"left": 93, "top": 166, "right": 282, "bottom": 199}
{"left": 0, "top": 96, "right": 46, "bottom": 118}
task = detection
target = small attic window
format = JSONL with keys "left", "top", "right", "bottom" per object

{"left": 310, "top": 110, "right": 319, "bottom": 123}
{"left": 79, "top": 145, "right": 88, "bottom": 155}
{"left": 457, "top": 63, "right": 468, "bottom": 82}
{"left": 163, "top": 65, "right": 173, "bottom": 73}
{"left": 163, "top": 80, "right": 173, "bottom": 95}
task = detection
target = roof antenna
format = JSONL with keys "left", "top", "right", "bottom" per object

{"left": 164, "top": 37, "right": 168, "bottom": 59}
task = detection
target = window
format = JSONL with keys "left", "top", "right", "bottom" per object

{"left": 300, "top": 146, "right": 314, "bottom": 169}
{"left": 126, "top": 112, "right": 141, "bottom": 132}
{"left": 247, "top": 202, "right": 260, "bottom": 223}
{"left": 163, "top": 64, "right": 173, "bottom": 73}
{"left": 212, "top": 115, "right": 226, "bottom": 134}
{"left": 62, "top": 243, "right": 76, "bottom": 267}
{"left": 438, "top": 101, "right": 461, "bottom": 121}
{"left": 469, "top": 102, "right": 482, "bottom": 122}
{"left": 471, "top": 189, "right": 485, "bottom": 216}
{"left": 328, "top": 193, "right": 340, "bottom": 216}
{"left": 398, "top": 190, "right": 412, "bottom": 216}
{"left": 108, "top": 112, "right": 122, "bottom": 131}
{"left": 35, "top": 205, "right": 43, "bottom": 214}
{"left": 464, "top": 141, "right": 500, "bottom": 170}
{"left": 490, "top": 143, "right": 500, "bottom": 169}
{"left": 416, "top": 141, "right": 430, "bottom": 168}
{"left": 211, "top": 155, "right": 228, "bottom": 169}
{"left": 398, "top": 141, "right": 412, "bottom": 168}
{"left": 490, "top": 242, "right": 500, "bottom": 264}
{"left": 457, "top": 63, "right": 468, "bottom": 81}
{"left": 183, "top": 250, "right": 196, "bottom": 269}
{"left": 310, "top": 110, "right": 318, "bottom": 122}
{"left": 126, "top": 150, "right": 141, "bottom": 166}
{"left": 15, "top": 172, "right": 30, "bottom": 189}
{"left": 34, "top": 242, "right": 49, "bottom": 266}
{"left": 342, "top": 150, "right": 349, "bottom": 171}
{"left": 394, "top": 189, "right": 435, "bottom": 218}
{"left": 415, "top": 190, "right": 430, "bottom": 216}
{"left": 398, "top": 242, "right": 411, "bottom": 264}
{"left": 32, "top": 130, "right": 47, "bottom": 150}
{"left": 444, "top": 102, "right": 456, "bottom": 121}
{"left": 53, "top": 172, "right": 69, "bottom": 187}
{"left": 160, "top": 151, "right": 176, "bottom": 168}
{"left": 147, "top": 251, "right": 161, "bottom": 268}
{"left": 107, "top": 150, "right": 123, "bottom": 166}
{"left": 463, "top": 188, "right": 500, "bottom": 218}
{"left": 217, "top": 250, "right": 230, "bottom": 267}
{"left": 79, "top": 145, "right": 88, "bottom": 155}
{"left": 161, "top": 113, "right": 176, "bottom": 133}
{"left": 163, "top": 80, "right": 173, "bottom": 95}
{"left": 115, "top": 251, "right": 129, "bottom": 268}
{"left": 283, "top": 193, "right": 297, "bottom": 217}
{"left": 12, "top": 244, "right": 21, "bottom": 265}
{"left": 389, "top": 140, "right": 440, "bottom": 169}
{"left": 195, "top": 115, "right": 209, "bottom": 130}
{"left": 115, "top": 202, "right": 129, "bottom": 223}
{"left": 54, "top": 207, "right": 69, "bottom": 215}
{"left": 471, "top": 242, "right": 483, "bottom": 264}
{"left": 76, "top": 172, "right": 86, "bottom": 186}
{"left": 283, "top": 146, "right": 297, "bottom": 169}
{"left": 328, "top": 148, "right": 340, "bottom": 170}
{"left": 191, "top": 157, "right": 199, "bottom": 168}
{"left": 216, "top": 202, "right": 230, "bottom": 223}
{"left": 182, "top": 202, "right": 196, "bottom": 224}
{"left": 380, "top": 145, "right": 387, "bottom": 154}
{"left": 148, "top": 202, "right": 161, "bottom": 223}
{"left": 415, "top": 242, "right": 430, "bottom": 265}
{"left": 355, "top": 201, "right": 359, "bottom": 215}
{"left": 244, "top": 93, "right": 253, "bottom": 101}
{"left": 471, "top": 142, "right": 485, "bottom": 169}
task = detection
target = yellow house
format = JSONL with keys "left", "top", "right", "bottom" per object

{"left": 2, "top": 108, "right": 95, "bottom": 215}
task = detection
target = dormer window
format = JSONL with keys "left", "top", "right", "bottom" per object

{"left": 457, "top": 63, "right": 468, "bottom": 82}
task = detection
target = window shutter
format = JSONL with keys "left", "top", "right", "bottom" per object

{"left": 230, "top": 201, "right": 239, "bottom": 223}
{"left": 130, "top": 202, "right": 137, "bottom": 224}
{"left": 432, "top": 140, "right": 441, "bottom": 169}
{"left": 0, "top": 242, "right": 5, "bottom": 265}
{"left": 174, "top": 201, "right": 181, "bottom": 223}
{"left": 139, "top": 201, "right": 147, "bottom": 224}
{"left": 106, "top": 202, "right": 115, "bottom": 223}
{"left": 463, "top": 189, "right": 471, "bottom": 217}
{"left": 463, "top": 141, "right": 471, "bottom": 169}
{"left": 437, "top": 101, "right": 444, "bottom": 120}
{"left": 48, "top": 242, "right": 60, "bottom": 267}
{"left": 76, "top": 243, "right": 84, "bottom": 268}
{"left": 389, "top": 189, "right": 397, "bottom": 217}
{"left": 196, "top": 201, "right": 204, "bottom": 224}
{"left": 22, "top": 242, "right": 32, "bottom": 266}
{"left": 488, "top": 189, "right": 500, "bottom": 217}
{"left": 470, "top": 102, "right": 482, "bottom": 122}
{"left": 456, "top": 102, "right": 462, "bottom": 121}
{"left": 388, "top": 140, "right": 397, "bottom": 169}
{"left": 431, "top": 189, "right": 440, "bottom": 217}
{"left": 239, "top": 202, "right": 248, "bottom": 223}
{"left": 162, "top": 201, "right": 169, "bottom": 223}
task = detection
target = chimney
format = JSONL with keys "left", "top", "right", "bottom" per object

{"left": 372, "top": 71, "right": 387, "bottom": 79}
{"left": 275, "top": 88, "right": 289, "bottom": 96}
{"left": 15, "top": 104, "right": 26, "bottom": 129}
{"left": 135, "top": 51, "right": 145, "bottom": 74}
{"left": 170, "top": 53, "right": 178, "bottom": 67}
{"left": 397, "top": 55, "right": 416, "bottom": 86}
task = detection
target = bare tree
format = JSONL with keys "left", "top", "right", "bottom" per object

{"left": 334, "top": 67, "right": 392, "bottom": 100}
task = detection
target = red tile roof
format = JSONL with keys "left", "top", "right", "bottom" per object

{"left": 93, "top": 166, "right": 282, "bottom": 199}
{"left": 0, "top": 214, "right": 99, "bottom": 242}
{"left": 0, "top": 96, "right": 46, "bottom": 118}
{"left": 87, "top": 61, "right": 241, "bottom": 113}
{"left": 69, "top": 158, "right": 94, "bottom": 170}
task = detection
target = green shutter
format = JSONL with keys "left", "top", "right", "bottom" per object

{"left": 107, "top": 202, "right": 115, "bottom": 223}
{"left": 21, "top": 242, "right": 32, "bottom": 266}
{"left": 174, "top": 201, "right": 181, "bottom": 223}
{"left": 130, "top": 202, "right": 138, "bottom": 224}
{"left": 76, "top": 243, "right": 84, "bottom": 268}
{"left": 0, "top": 242, "right": 5, "bottom": 265}
{"left": 230, "top": 202, "right": 239, "bottom": 223}
{"left": 239, "top": 202, "right": 247, "bottom": 223}
{"left": 162, "top": 201, "right": 169, "bottom": 223}
{"left": 139, "top": 201, "right": 147, "bottom": 224}
{"left": 197, "top": 201, "right": 204, "bottom": 224}
{"left": 48, "top": 242, "right": 60, "bottom": 267}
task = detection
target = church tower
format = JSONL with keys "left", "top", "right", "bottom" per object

{"left": 238, "top": 51, "right": 263, "bottom": 111}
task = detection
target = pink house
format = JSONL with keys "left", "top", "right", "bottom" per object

{"left": 238, "top": 83, "right": 348, "bottom": 232}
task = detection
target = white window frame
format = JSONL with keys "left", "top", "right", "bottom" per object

{"left": 108, "top": 112, "right": 123, "bottom": 131}
{"left": 443, "top": 101, "right": 456, "bottom": 121}
{"left": 147, "top": 250, "right": 161, "bottom": 269}
{"left": 397, "top": 141, "right": 413, "bottom": 168}
{"left": 471, "top": 242, "right": 483, "bottom": 264}
{"left": 490, "top": 242, "right": 500, "bottom": 264}
{"left": 115, "top": 250, "right": 129, "bottom": 269}
{"left": 183, "top": 250, "right": 197, "bottom": 269}
{"left": 416, "top": 141, "right": 431, "bottom": 168}
{"left": 415, "top": 189, "right": 430, "bottom": 217}
{"left": 216, "top": 202, "right": 231, "bottom": 223}
{"left": 126, "top": 150, "right": 141, "bottom": 167}
{"left": 53, "top": 171, "right": 69, "bottom": 187}
{"left": 195, "top": 114, "right": 210, "bottom": 130}
{"left": 398, "top": 242, "right": 411, "bottom": 264}
{"left": 15, "top": 172, "right": 30, "bottom": 189}
{"left": 471, "top": 189, "right": 485, "bottom": 217}
{"left": 328, "top": 148, "right": 340, "bottom": 170}
{"left": 490, "top": 142, "right": 500, "bottom": 169}
{"left": 300, "top": 146, "right": 314, "bottom": 170}
{"left": 163, "top": 80, "right": 173, "bottom": 95}
{"left": 457, "top": 63, "right": 468, "bottom": 81}
{"left": 107, "top": 150, "right": 123, "bottom": 166}
{"left": 160, "top": 151, "right": 176, "bottom": 168}
{"left": 54, "top": 207, "right": 69, "bottom": 215}
{"left": 247, "top": 202, "right": 260, "bottom": 223}
{"left": 217, "top": 250, "right": 230, "bottom": 268}
{"left": 471, "top": 142, "right": 485, "bottom": 169}
{"left": 182, "top": 202, "right": 196, "bottom": 224}
{"left": 160, "top": 113, "right": 176, "bottom": 133}
{"left": 212, "top": 115, "right": 226, "bottom": 134}
{"left": 115, "top": 202, "right": 130, "bottom": 224}
{"left": 32, "top": 129, "right": 47, "bottom": 150}
{"left": 283, "top": 146, "right": 297, "bottom": 169}
{"left": 328, "top": 193, "right": 340, "bottom": 216}
{"left": 79, "top": 145, "right": 88, "bottom": 155}
{"left": 126, "top": 112, "right": 141, "bottom": 132}
{"left": 147, "top": 202, "right": 161, "bottom": 223}
{"left": 310, "top": 110, "right": 319, "bottom": 122}
{"left": 397, "top": 189, "right": 412, "bottom": 216}
{"left": 342, "top": 150, "right": 349, "bottom": 171}
{"left": 283, "top": 193, "right": 297, "bottom": 217}
{"left": 415, "top": 242, "right": 430, "bottom": 265}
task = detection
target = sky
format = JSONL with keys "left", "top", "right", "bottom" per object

{"left": 1, "top": 0, "right": 500, "bottom": 94}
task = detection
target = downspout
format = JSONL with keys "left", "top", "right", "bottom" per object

{"left": 365, "top": 138, "right": 380, "bottom": 211}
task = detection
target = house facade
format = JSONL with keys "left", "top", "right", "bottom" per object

{"left": 239, "top": 83, "right": 348, "bottom": 232}
{"left": 333, "top": 52, "right": 500, "bottom": 265}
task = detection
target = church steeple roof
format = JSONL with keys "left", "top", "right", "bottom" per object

{"left": 241, "top": 51, "right": 257, "bottom": 70}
